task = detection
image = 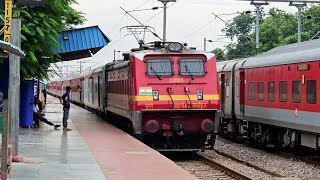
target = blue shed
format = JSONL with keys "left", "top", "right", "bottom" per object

{"left": 56, "top": 26, "right": 111, "bottom": 61}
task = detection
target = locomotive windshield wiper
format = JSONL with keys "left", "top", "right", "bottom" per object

{"left": 185, "top": 65, "right": 194, "bottom": 84}
{"left": 151, "top": 67, "right": 162, "bottom": 80}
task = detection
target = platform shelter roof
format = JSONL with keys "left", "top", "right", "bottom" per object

{"left": 55, "top": 26, "right": 111, "bottom": 61}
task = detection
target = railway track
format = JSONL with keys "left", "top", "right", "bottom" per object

{"left": 175, "top": 153, "right": 253, "bottom": 180}
{"left": 276, "top": 150, "right": 320, "bottom": 167}
{"left": 220, "top": 136, "right": 320, "bottom": 168}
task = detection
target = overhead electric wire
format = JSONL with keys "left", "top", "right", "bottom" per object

{"left": 62, "top": 0, "right": 177, "bottom": 74}
{"left": 107, "top": 14, "right": 127, "bottom": 35}
{"left": 182, "top": 18, "right": 216, "bottom": 40}
{"left": 107, "top": 0, "right": 152, "bottom": 35}
{"left": 120, "top": 6, "right": 162, "bottom": 40}
{"left": 143, "top": 0, "right": 180, "bottom": 24}
{"left": 212, "top": 12, "right": 255, "bottom": 43}
{"left": 136, "top": 0, "right": 153, "bottom": 9}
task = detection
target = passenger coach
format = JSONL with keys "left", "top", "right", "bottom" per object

{"left": 218, "top": 39, "right": 320, "bottom": 149}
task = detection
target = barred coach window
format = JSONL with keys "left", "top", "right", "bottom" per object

{"left": 268, "top": 81, "right": 275, "bottom": 101}
{"left": 279, "top": 81, "right": 287, "bottom": 102}
{"left": 306, "top": 80, "right": 317, "bottom": 104}
{"left": 249, "top": 82, "right": 254, "bottom": 100}
{"left": 258, "top": 82, "right": 264, "bottom": 101}
{"left": 292, "top": 80, "right": 301, "bottom": 103}
{"left": 179, "top": 58, "right": 205, "bottom": 76}
{"left": 146, "top": 59, "right": 172, "bottom": 76}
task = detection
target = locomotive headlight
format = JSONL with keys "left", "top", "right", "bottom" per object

{"left": 168, "top": 42, "right": 182, "bottom": 52}
{"left": 153, "top": 90, "right": 159, "bottom": 100}
{"left": 197, "top": 89, "right": 203, "bottom": 100}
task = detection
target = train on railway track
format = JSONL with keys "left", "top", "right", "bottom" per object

{"left": 217, "top": 39, "right": 320, "bottom": 150}
{"left": 48, "top": 41, "right": 220, "bottom": 151}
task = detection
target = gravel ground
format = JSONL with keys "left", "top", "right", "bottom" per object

{"left": 202, "top": 136, "right": 320, "bottom": 180}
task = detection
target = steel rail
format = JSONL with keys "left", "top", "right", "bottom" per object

{"left": 213, "top": 149, "right": 284, "bottom": 178}
{"left": 198, "top": 154, "right": 253, "bottom": 180}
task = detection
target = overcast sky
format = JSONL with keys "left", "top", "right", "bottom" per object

{"left": 53, "top": 0, "right": 299, "bottom": 78}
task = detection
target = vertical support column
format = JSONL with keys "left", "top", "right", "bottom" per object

{"left": 1, "top": 99, "right": 9, "bottom": 180}
{"left": 290, "top": 3, "right": 306, "bottom": 43}
{"left": 158, "top": 0, "right": 176, "bottom": 42}
{"left": 80, "top": 61, "right": 82, "bottom": 73}
{"left": 255, "top": 5, "right": 261, "bottom": 49}
{"left": 162, "top": 2, "right": 167, "bottom": 42}
{"left": 9, "top": 18, "right": 21, "bottom": 155}
{"left": 297, "top": 6, "right": 302, "bottom": 43}
{"left": 250, "top": 2, "right": 268, "bottom": 49}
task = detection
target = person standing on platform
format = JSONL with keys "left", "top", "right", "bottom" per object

{"left": 60, "top": 86, "right": 72, "bottom": 131}
{"left": 42, "top": 88, "right": 47, "bottom": 104}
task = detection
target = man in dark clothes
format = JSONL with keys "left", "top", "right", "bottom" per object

{"left": 42, "top": 88, "right": 47, "bottom": 104}
{"left": 33, "top": 96, "right": 60, "bottom": 129}
{"left": 60, "top": 86, "right": 72, "bottom": 131}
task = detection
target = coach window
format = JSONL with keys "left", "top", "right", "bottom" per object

{"left": 279, "top": 81, "right": 287, "bottom": 102}
{"left": 249, "top": 82, "right": 254, "bottom": 100}
{"left": 292, "top": 80, "right": 301, "bottom": 103}
{"left": 306, "top": 80, "right": 317, "bottom": 104}
{"left": 258, "top": 82, "right": 264, "bottom": 101}
{"left": 226, "top": 79, "right": 230, "bottom": 97}
{"left": 179, "top": 58, "right": 205, "bottom": 76}
{"left": 146, "top": 59, "right": 172, "bottom": 76}
{"left": 268, "top": 81, "right": 275, "bottom": 101}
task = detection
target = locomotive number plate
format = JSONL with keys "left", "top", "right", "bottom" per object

{"left": 169, "top": 78, "right": 184, "bottom": 83}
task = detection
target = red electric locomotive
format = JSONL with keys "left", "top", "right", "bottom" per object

{"left": 49, "top": 41, "right": 220, "bottom": 151}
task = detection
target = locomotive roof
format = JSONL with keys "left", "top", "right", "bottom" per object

{"left": 131, "top": 49, "right": 215, "bottom": 61}
{"left": 239, "top": 39, "right": 320, "bottom": 69}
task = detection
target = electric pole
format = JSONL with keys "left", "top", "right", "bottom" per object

{"left": 290, "top": 2, "right": 306, "bottom": 43}
{"left": 158, "top": 0, "right": 176, "bottom": 42}
{"left": 250, "top": 1, "right": 268, "bottom": 49}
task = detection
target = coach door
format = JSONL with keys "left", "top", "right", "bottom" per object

{"left": 128, "top": 62, "right": 134, "bottom": 112}
{"left": 220, "top": 74, "right": 225, "bottom": 116}
{"left": 239, "top": 71, "right": 245, "bottom": 117}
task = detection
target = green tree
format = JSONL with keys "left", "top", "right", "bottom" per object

{"left": 222, "top": 12, "right": 257, "bottom": 59}
{"left": 222, "top": 12, "right": 255, "bottom": 41}
{"left": 1, "top": 0, "right": 86, "bottom": 79}
{"left": 212, "top": 48, "right": 226, "bottom": 61}
{"left": 303, "top": 5, "right": 320, "bottom": 40}
{"left": 223, "top": 6, "right": 320, "bottom": 60}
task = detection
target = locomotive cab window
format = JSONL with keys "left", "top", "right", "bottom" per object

{"left": 249, "top": 82, "right": 254, "bottom": 100}
{"left": 292, "top": 80, "right": 301, "bottom": 103}
{"left": 306, "top": 80, "right": 316, "bottom": 104}
{"left": 146, "top": 59, "right": 172, "bottom": 76}
{"left": 258, "top": 82, "right": 264, "bottom": 101}
{"left": 179, "top": 58, "right": 205, "bottom": 76}
{"left": 279, "top": 81, "right": 287, "bottom": 102}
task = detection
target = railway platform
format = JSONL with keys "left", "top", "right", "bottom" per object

{"left": 10, "top": 96, "right": 197, "bottom": 180}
